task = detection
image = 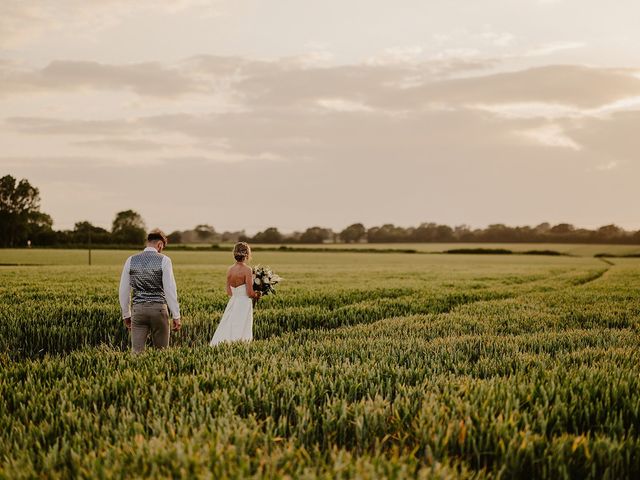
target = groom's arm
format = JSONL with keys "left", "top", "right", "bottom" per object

{"left": 161, "top": 256, "right": 181, "bottom": 322}
{"left": 118, "top": 257, "right": 132, "bottom": 325}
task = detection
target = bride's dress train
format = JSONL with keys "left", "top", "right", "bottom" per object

{"left": 210, "top": 284, "right": 253, "bottom": 346}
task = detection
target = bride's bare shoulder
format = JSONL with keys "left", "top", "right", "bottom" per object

{"left": 227, "top": 263, "right": 250, "bottom": 275}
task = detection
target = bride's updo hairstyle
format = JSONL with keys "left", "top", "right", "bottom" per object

{"left": 233, "top": 242, "right": 251, "bottom": 262}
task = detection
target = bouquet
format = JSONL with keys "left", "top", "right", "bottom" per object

{"left": 252, "top": 265, "right": 282, "bottom": 303}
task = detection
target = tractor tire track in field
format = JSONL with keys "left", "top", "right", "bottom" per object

{"left": 571, "top": 264, "right": 612, "bottom": 287}
{"left": 597, "top": 257, "right": 615, "bottom": 266}
{"left": 263, "top": 267, "right": 594, "bottom": 339}
{"left": 293, "top": 261, "right": 622, "bottom": 345}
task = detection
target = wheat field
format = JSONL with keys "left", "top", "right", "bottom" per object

{"left": 1, "top": 249, "right": 639, "bottom": 478}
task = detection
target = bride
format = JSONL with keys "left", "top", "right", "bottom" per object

{"left": 210, "top": 242, "right": 260, "bottom": 346}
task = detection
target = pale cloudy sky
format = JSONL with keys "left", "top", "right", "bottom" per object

{"left": 1, "top": 0, "right": 639, "bottom": 232}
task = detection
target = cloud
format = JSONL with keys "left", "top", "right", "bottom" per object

{"left": 469, "top": 94, "right": 640, "bottom": 121}
{"left": 3, "top": 104, "right": 540, "bottom": 170}
{"left": 9, "top": 56, "right": 637, "bottom": 114}
{"left": 71, "top": 138, "right": 170, "bottom": 152}
{"left": 390, "top": 65, "right": 640, "bottom": 109}
{"left": 161, "top": 151, "right": 285, "bottom": 164}
{"left": 594, "top": 161, "right": 618, "bottom": 171}
{"left": 470, "top": 102, "right": 583, "bottom": 120}
{"left": 231, "top": 62, "right": 640, "bottom": 111}
{"left": 6, "top": 116, "right": 130, "bottom": 135}
{"left": 519, "top": 124, "right": 582, "bottom": 150}
{"left": 315, "top": 98, "right": 375, "bottom": 113}
{"left": 526, "top": 41, "right": 586, "bottom": 57}
{"left": 0, "top": 155, "right": 164, "bottom": 168}
{"left": 4, "top": 57, "right": 640, "bottom": 184}
{"left": 0, "top": 0, "right": 221, "bottom": 47}
{"left": 479, "top": 32, "right": 515, "bottom": 47}
{"left": 366, "top": 46, "right": 425, "bottom": 66}
{"left": 0, "top": 60, "right": 202, "bottom": 98}
{"left": 0, "top": 52, "right": 500, "bottom": 103}
{"left": 566, "top": 110, "right": 640, "bottom": 162}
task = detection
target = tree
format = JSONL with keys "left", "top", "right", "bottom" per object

{"left": 300, "top": 226, "right": 333, "bottom": 244}
{"left": 480, "top": 224, "right": 515, "bottom": 242}
{"left": 595, "top": 224, "right": 624, "bottom": 242}
{"left": 221, "top": 231, "right": 244, "bottom": 242}
{"left": 251, "top": 227, "right": 283, "bottom": 243}
{"left": 412, "top": 223, "right": 434, "bottom": 242}
{"left": 112, "top": 210, "right": 146, "bottom": 245}
{"left": 194, "top": 224, "right": 216, "bottom": 242}
{"left": 367, "top": 224, "right": 409, "bottom": 243}
{"left": 550, "top": 223, "right": 575, "bottom": 235}
{"left": 454, "top": 225, "right": 473, "bottom": 241}
{"left": 168, "top": 231, "right": 183, "bottom": 244}
{"left": 534, "top": 222, "right": 551, "bottom": 234}
{"left": 339, "top": 223, "right": 366, "bottom": 243}
{"left": 0, "top": 175, "right": 53, "bottom": 247}
{"left": 73, "top": 221, "right": 111, "bottom": 244}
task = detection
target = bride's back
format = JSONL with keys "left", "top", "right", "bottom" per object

{"left": 228, "top": 263, "right": 251, "bottom": 287}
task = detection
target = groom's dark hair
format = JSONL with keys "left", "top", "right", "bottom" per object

{"left": 147, "top": 229, "right": 168, "bottom": 246}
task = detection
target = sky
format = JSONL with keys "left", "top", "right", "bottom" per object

{"left": 1, "top": 0, "right": 639, "bottom": 233}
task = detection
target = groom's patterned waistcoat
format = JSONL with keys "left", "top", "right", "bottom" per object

{"left": 129, "top": 251, "right": 166, "bottom": 305}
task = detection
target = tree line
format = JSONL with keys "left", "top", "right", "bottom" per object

{"left": 2, "top": 174, "right": 639, "bottom": 247}
{"left": 240, "top": 222, "right": 640, "bottom": 245}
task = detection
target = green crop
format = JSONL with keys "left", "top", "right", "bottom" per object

{"left": 0, "top": 250, "right": 638, "bottom": 478}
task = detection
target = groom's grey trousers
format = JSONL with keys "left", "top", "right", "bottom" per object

{"left": 131, "top": 303, "right": 170, "bottom": 353}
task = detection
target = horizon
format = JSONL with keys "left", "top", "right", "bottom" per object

{"left": 2, "top": 1, "right": 639, "bottom": 231}
{"left": 23, "top": 200, "right": 639, "bottom": 237}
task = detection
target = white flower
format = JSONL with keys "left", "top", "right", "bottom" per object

{"left": 254, "top": 278, "right": 262, "bottom": 285}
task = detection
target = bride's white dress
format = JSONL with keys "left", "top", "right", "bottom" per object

{"left": 209, "top": 284, "right": 253, "bottom": 346}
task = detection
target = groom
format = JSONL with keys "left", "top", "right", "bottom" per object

{"left": 118, "top": 229, "right": 182, "bottom": 353}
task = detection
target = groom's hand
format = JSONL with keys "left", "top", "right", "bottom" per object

{"left": 172, "top": 318, "right": 182, "bottom": 331}
{"left": 124, "top": 317, "right": 132, "bottom": 330}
